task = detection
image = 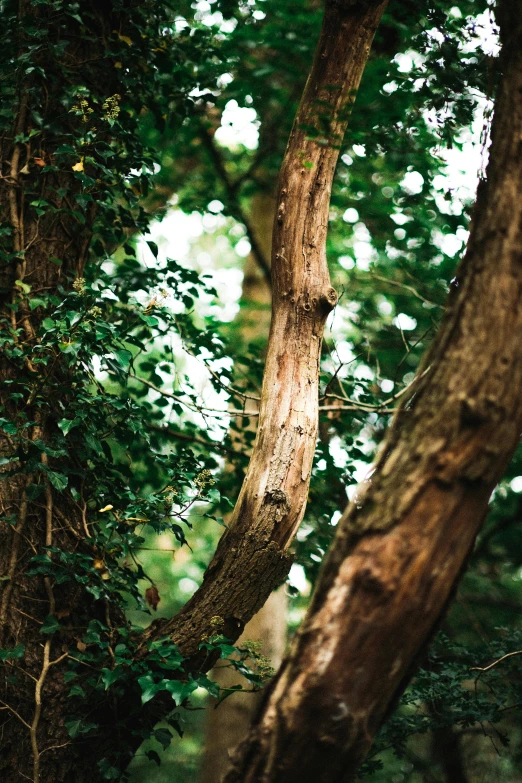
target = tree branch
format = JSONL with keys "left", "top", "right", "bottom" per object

{"left": 200, "top": 127, "right": 272, "bottom": 287}
{"left": 137, "top": 0, "right": 388, "bottom": 666}
{"left": 224, "top": 3, "right": 522, "bottom": 779}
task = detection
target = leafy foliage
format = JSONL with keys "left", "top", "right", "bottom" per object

{"left": 2, "top": 1, "right": 522, "bottom": 782}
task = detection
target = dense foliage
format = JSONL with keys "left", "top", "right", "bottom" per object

{"left": 2, "top": 1, "right": 522, "bottom": 781}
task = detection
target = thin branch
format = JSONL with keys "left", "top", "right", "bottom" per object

{"left": 130, "top": 373, "right": 253, "bottom": 419}
{"left": 0, "top": 481, "right": 29, "bottom": 646}
{"left": 148, "top": 424, "right": 243, "bottom": 457}
{"left": 188, "top": 350, "right": 260, "bottom": 403}
{"left": 471, "top": 650, "right": 522, "bottom": 674}
{"left": 29, "top": 462, "right": 64, "bottom": 783}
{"left": 200, "top": 127, "right": 272, "bottom": 286}
{"left": 320, "top": 403, "right": 396, "bottom": 414}
{"left": 319, "top": 366, "right": 432, "bottom": 413}
{"left": 0, "top": 699, "right": 31, "bottom": 730}
{"left": 371, "top": 273, "right": 444, "bottom": 310}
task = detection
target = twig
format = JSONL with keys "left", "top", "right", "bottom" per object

{"left": 0, "top": 699, "right": 31, "bottom": 730}
{"left": 471, "top": 650, "right": 522, "bottom": 674}
{"left": 130, "top": 373, "right": 244, "bottom": 419}
{"left": 29, "top": 460, "right": 65, "bottom": 783}
{"left": 319, "top": 403, "right": 397, "bottom": 414}
{"left": 200, "top": 127, "right": 272, "bottom": 286}
{"left": 188, "top": 351, "right": 260, "bottom": 403}
{"left": 148, "top": 424, "right": 243, "bottom": 457}
{"left": 39, "top": 740, "right": 71, "bottom": 757}
{"left": 371, "top": 274, "right": 444, "bottom": 310}
{"left": 319, "top": 366, "right": 432, "bottom": 413}
{"left": 31, "top": 645, "right": 68, "bottom": 783}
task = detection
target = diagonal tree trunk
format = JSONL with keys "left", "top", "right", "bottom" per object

{"left": 223, "top": 2, "right": 522, "bottom": 780}
{"left": 147, "top": 0, "right": 390, "bottom": 660}
{"left": 112, "top": 0, "right": 389, "bottom": 769}
{"left": 1, "top": 1, "right": 388, "bottom": 778}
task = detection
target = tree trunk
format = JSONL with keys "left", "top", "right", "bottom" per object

{"left": 147, "top": 0, "right": 389, "bottom": 661}
{"left": 223, "top": 2, "right": 522, "bottom": 781}
{"left": 0, "top": 4, "right": 126, "bottom": 781}
{"left": 1, "top": 0, "right": 388, "bottom": 778}
{"left": 431, "top": 724, "right": 468, "bottom": 783}
{"left": 200, "top": 589, "right": 287, "bottom": 783}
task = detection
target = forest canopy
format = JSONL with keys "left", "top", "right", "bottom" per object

{"left": 2, "top": 1, "right": 522, "bottom": 782}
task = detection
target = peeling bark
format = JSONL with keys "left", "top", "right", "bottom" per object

{"left": 224, "top": 3, "right": 522, "bottom": 781}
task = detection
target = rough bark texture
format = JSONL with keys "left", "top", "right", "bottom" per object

{"left": 140, "top": 0, "right": 388, "bottom": 659}
{"left": 223, "top": 3, "right": 522, "bottom": 781}
{"left": 0, "top": 5, "right": 127, "bottom": 782}
{"left": 1, "top": 0, "right": 385, "bottom": 777}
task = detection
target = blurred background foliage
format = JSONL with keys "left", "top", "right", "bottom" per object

{"left": 80, "top": 0, "right": 522, "bottom": 780}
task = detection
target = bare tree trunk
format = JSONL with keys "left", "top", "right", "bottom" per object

{"left": 147, "top": 0, "right": 389, "bottom": 661}
{"left": 223, "top": 2, "right": 522, "bottom": 781}
{"left": 201, "top": 590, "right": 287, "bottom": 783}
{"left": 431, "top": 724, "right": 468, "bottom": 783}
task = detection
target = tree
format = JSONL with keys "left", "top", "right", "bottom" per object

{"left": 223, "top": 1, "right": 522, "bottom": 780}
{"left": 2, "top": 1, "right": 522, "bottom": 782}
{"left": 0, "top": 0, "right": 385, "bottom": 778}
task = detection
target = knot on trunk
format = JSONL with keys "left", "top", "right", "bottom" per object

{"left": 265, "top": 489, "right": 291, "bottom": 522}
{"left": 319, "top": 286, "right": 338, "bottom": 315}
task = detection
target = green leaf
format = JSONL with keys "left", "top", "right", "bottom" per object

{"left": 196, "top": 674, "right": 220, "bottom": 698}
{"left": 14, "top": 279, "right": 31, "bottom": 294}
{"left": 42, "top": 318, "right": 55, "bottom": 330}
{"left": 40, "top": 615, "right": 60, "bottom": 634}
{"left": 0, "top": 644, "right": 25, "bottom": 661}
{"left": 58, "top": 418, "right": 79, "bottom": 436}
{"left": 146, "top": 750, "right": 161, "bottom": 766}
{"left": 140, "top": 314, "right": 159, "bottom": 327}
{"left": 65, "top": 720, "right": 82, "bottom": 739}
{"left": 29, "top": 297, "right": 46, "bottom": 310}
{"left": 138, "top": 674, "right": 161, "bottom": 705}
{"left": 101, "top": 667, "right": 122, "bottom": 690}
{"left": 164, "top": 678, "right": 197, "bottom": 705}
{"left": 146, "top": 240, "right": 159, "bottom": 258}
{"left": 47, "top": 471, "right": 68, "bottom": 491}
{"left": 0, "top": 418, "right": 17, "bottom": 435}
{"left": 69, "top": 684, "right": 86, "bottom": 697}
{"left": 153, "top": 727, "right": 172, "bottom": 750}
{"left": 66, "top": 719, "right": 98, "bottom": 739}
{"left": 217, "top": 683, "right": 244, "bottom": 705}
{"left": 114, "top": 349, "right": 133, "bottom": 369}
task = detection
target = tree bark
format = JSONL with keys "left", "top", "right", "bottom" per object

{"left": 223, "top": 2, "right": 522, "bottom": 781}
{"left": 0, "top": 5, "right": 126, "bottom": 781}
{"left": 431, "top": 723, "right": 468, "bottom": 783}
{"left": 201, "top": 589, "right": 287, "bottom": 783}
{"left": 145, "top": 0, "right": 389, "bottom": 661}
{"left": 1, "top": 0, "right": 387, "bottom": 778}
